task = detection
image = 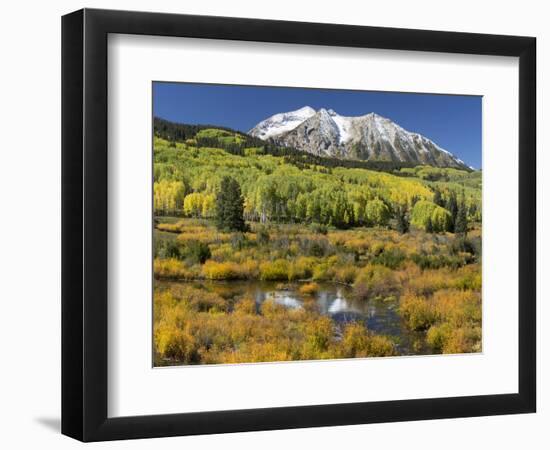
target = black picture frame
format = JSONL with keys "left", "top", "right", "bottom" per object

{"left": 62, "top": 8, "right": 536, "bottom": 442}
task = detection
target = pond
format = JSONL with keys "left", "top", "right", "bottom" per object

{"left": 157, "top": 280, "right": 431, "bottom": 356}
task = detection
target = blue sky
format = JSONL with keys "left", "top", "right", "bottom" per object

{"left": 153, "top": 82, "right": 482, "bottom": 169}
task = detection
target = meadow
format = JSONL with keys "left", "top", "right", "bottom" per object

{"left": 152, "top": 125, "right": 482, "bottom": 366}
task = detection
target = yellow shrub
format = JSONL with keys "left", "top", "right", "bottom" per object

{"left": 339, "top": 323, "right": 396, "bottom": 358}
{"left": 260, "top": 299, "right": 288, "bottom": 320}
{"left": 234, "top": 296, "right": 257, "bottom": 315}
{"left": 156, "top": 221, "right": 184, "bottom": 233}
{"left": 432, "top": 289, "right": 481, "bottom": 327}
{"left": 353, "top": 264, "right": 398, "bottom": 300}
{"left": 240, "top": 258, "right": 260, "bottom": 279}
{"left": 288, "top": 257, "right": 315, "bottom": 281}
{"left": 302, "top": 316, "right": 335, "bottom": 357}
{"left": 340, "top": 322, "right": 369, "bottom": 358}
{"left": 399, "top": 292, "right": 438, "bottom": 330}
{"left": 153, "top": 258, "right": 197, "bottom": 280}
{"left": 260, "top": 259, "right": 290, "bottom": 281}
{"left": 334, "top": 266, "right": 358, "bottom": 284}
{"left": 428, "top": 324, "right": 481, "bottom": 354}
{"left": 202, "top": 260, "right": 243, "bottom": 280}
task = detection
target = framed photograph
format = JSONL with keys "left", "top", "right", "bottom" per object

{"left": 62, "top": 8, "right": 536, "bottom": 442}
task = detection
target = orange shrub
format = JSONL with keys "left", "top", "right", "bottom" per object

{"left": 299, "top": 282, "right": 320, "bottom": 296}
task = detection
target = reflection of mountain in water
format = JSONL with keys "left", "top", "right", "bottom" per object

{"left": 268, "top": 292, "right": 302, "bottom": 309}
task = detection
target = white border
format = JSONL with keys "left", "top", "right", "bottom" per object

{"left": 107, "top": 34, "right": 519, "bottom": 417}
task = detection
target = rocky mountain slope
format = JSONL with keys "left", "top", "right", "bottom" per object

{"left": 249, "top": 107, "right": 470, "bottom": 169}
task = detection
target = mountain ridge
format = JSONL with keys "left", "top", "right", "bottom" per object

{"left": 249, "top": 106, "right": 471, "bottom": 170}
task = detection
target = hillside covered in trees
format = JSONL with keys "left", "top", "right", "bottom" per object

{"left": 153, "top": 119, "right": 481, "bottom": 232}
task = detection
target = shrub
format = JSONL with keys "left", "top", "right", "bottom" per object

{"left": 371, "top": 247, "right": 406, "bottom": 269}
{"left": 432, "top": 289, "right": 481, "bottom": 327}
{"left": 411, "top": 252, "right": 467, "bottom": 270}
{"left": 399, "top": 293, "right": 438, "bottom": 330}
{"left": 426, "top": 323, "right": 453, "bottom": 351}
{"left": 260, "top": 259, "right": 290, "bottom": 281}
{"left": 233, "top": 296, "right": 257, "bottom": 315}
{"left": 405, "top": 268, "right": 452, "bottom": 296}
{"left": 202, "top": 260, "right": 243, "bottom": 280}
{"left": 156, "top": 222, "right": 184, "bottom": 233}
{"left": 288, "top": 257, "right": 315, "bottom": 281}
{"left": 340, "top": 322, "right": 369, "bottom": 358}
{"left": 450, "top": 236, "right": 481, "bottom": 258}
{"left": 299, "top": 237, "right": 330, "bottom": 257}
{"left": 454, "top": 269, "right": 482, "bottom": 291}
{"left": 181, "top": 240, "right": 211, "bottom": 264}
{"left": 334, "top": 266, "right": 358, "bottom": 284}
{"left": 312, "top": 263, "right": 332, "bottom": 281}
{"left": 260, "top": 299, "right": 288, "bottom": 319}
{"left": 256, "top": 226, "right": 270, "bottom": 245}
{"left": 155, "top": 325, "right": 200, "bottom": 364}
{"left": 153, "top": 258, "right": 197, "bottom": 279}
{"left": 427, "top": 324, "right": 481, "bottom": 354}
{"left": 155, "top": 238, "right": 182, "bottom": 259}
{"left": 310, "top": 223, "right": 328, "bottom": 235}
{"left": 353, "top": 265, "right": 398, "bottom": 300}
{"left": 367, "top": 334, "right": 397, "bottom": 356}
{"left": 303, "top": 317, "right": 334, "bottom": 356}
{"left": 239, "top": 258, "right": 260, "bottom": 279}
{"left": 340, "top": 323, "right": 396, "bottom": 358}
{"left": 230, "top": 232, "right": 251, "bottom": 251}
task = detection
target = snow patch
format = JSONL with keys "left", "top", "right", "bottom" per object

{"left": 250, "top": 106, "right": 315, "bottom": 139}
{"left": 330, "top": 114, "right": 352, "bottom": 144}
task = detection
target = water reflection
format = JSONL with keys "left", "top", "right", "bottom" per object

{"left": 161, "top": 279, "right": 428, "bottom": 355}
{"left": 267, "top": 292, "right": 302, "bottom": 309}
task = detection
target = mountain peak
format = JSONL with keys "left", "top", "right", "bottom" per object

{"left": 296, "top": 105, "right": 316, "bottom": 114}
{"left": 248, "top": 106, "right": 316, "bottom": 140}
{"left": 249, "top": 107, "right": 468, "bottom": 169}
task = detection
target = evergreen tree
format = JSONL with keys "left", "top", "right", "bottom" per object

{"left": 454, "top": 193, "right": 468, "bottom": 235}
{"left": 446, "top": 191, "right": 458, "bottom": 231}
{"left": 215, "top": 177, "right": 247, "bottom": 232}
{"left": 396, "top": 205, "right": 410, "bottom": 234}
{"left": 425, "top": 215, "right": 434, "bottom": 233}
{"left": 433, "top": 187, "right": 444, "bottom": 207}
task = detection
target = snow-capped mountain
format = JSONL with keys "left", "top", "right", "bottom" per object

{"left": 248, "top": 106, "right": 316, "bottom": 140}
{"left": 249, "top": 106, "right": 469, "bottom": 169}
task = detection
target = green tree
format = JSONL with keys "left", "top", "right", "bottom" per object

{"left": 425, "top": 215, "right": 434, "bottom": 233}
{"left": 432, "top": 187, "right": 444, "bottom": 207}
{"left": 446, "top": 191, "right": 458, "bottom": 231}
{"left": 215, "top": 176, "right": 247, "bottom": 232}
{"left": 366, "top": 199, "right": 390, "bottom": 227}
{"left": 431, "top": 207, "right": 452, "bottom": 233}
{"left": 395, "top": 204, "right": 410, "bottom": 234}
{"left": 454, "top": 193, "right": 468, "bottom": 235}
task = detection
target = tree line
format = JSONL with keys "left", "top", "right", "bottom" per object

{"left": 155, "top": 174, "right": 473, "bottom": 236}
{"left": 154, "top": 117, "right": 422, "bottom": 175}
